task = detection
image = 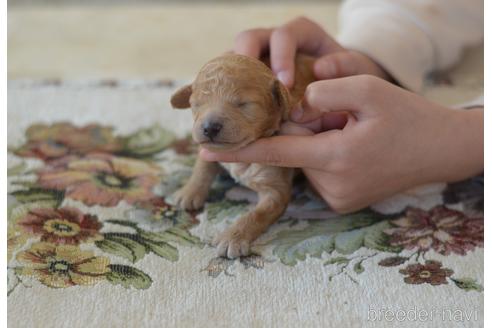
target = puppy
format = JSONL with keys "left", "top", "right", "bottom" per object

{"left": 170, "top": 53, "right": 315, "bottom": 258}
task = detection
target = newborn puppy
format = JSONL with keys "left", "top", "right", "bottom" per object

{"left": 170, "top": 53, "right": 315, "bottom": 258}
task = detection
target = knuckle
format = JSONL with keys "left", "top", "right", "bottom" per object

{"left": 357, "top": 74, "right": 379, "bottom": 84}
{"left": 291, "top": 15, "right": 311, "bottom": 26}
{"left": 327, "top": 54, "right": 345, "bottom": 77}
{"left": 344, "top": 50, "right": 358, "bottom": 62}
{"left": 342, "top": 52, "right": 361, "bottom": 73}
{"left": 271, "top": 26, "right": 292, "bottom": 41}
{"left": 234, "top": 29, "right": 258, "bottom": 44}
{"left": 353, "top": 74, "right": 381, "bottom": 99}
{"left": 264, "top": 150, "right": 284, "bottom": 165}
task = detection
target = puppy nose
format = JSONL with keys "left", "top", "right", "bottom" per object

{"left": 203, "top": 121, "right": 223, "bottom": 139}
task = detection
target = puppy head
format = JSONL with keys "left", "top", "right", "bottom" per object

{"left": 170, "top": 54, "right": 292, "bottom": 152}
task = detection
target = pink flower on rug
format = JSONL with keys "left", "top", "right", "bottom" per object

{"left": 384, "top": 206, "right": 483, "bottom": 255}
{"left": 36, "top": 154, "right": 162, "bottom": 206}
{"left": 15, "top": 122, "right": 123, "bottom": 161}
{"left": 399, "top": 260, "right": 453, "bottom": 285}
{"left": 18, "top": 207, "right": 103, "bottom": 245}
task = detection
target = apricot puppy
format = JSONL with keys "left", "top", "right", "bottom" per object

{"left": 170, "top": 53, "right": 315, "bottom": 258}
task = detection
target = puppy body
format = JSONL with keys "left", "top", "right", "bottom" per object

{"left": 171, "top": 53, "right": 315, "bottom": 258}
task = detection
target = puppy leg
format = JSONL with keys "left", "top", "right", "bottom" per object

{"left": 213, "top": 185, "right": 291, "bottom": 258}
{"left": 174, "top": 158, "right": 220, "bottom": 210}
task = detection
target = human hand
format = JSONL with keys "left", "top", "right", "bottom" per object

{"left": 200, "top": 75, "right": 483, "bottom": 213}
{"left": 234, "top": 16, "right": 391, "bottom": 88}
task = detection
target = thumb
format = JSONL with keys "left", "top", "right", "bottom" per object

{"left": 199, "top": 134, "right": 334, "bottom": 168}
{"left": 290, "top": 77, "right": 380, "bottom": 123}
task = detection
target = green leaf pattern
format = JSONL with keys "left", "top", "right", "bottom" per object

{"left": 106, "top": 265, "right": 152, "bottom": 290}
{"left": 7, "top": 122, "right": 483, "bottom": 293}
{"left": 451, "top": 278, "right": 484, "bottom": 292}
{"left": 269, "top": 212, "right": 394, "bottom": 266}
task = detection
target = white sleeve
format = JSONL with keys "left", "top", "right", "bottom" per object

{"left": 337, "top": 0, "right": 483, "bottom": 92}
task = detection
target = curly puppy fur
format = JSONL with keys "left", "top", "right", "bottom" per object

{"left": 170, "top": 53, "right": 315, "bottom": 258}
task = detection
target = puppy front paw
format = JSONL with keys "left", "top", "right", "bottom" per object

{"left": 173, "top": 185, "right": 208, "bottom": 211}
{"left": 212, "top": 226, "right": 251, "bottom": 259}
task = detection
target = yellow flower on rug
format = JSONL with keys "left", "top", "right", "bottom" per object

{"left": 16, "top": 242, "right": 110, "bottom": 288}
{"left": 17, "top": 207, "right": 103, "bottom": 245}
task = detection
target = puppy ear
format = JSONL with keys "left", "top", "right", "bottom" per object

{"left": 271, "top": 79, "right": 292, "bottom": 120}
{"left": 170, "top": 84, "right": 193, "bottom": 109}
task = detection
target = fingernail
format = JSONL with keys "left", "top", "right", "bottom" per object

{"left": 277, "top": 71, "right": 291, "bottom": 87}
{"left": 290, "top": 104, "right": 303, "bottom": 122}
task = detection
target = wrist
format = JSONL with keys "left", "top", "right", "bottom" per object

{"left": 425, "top": 107, "right": 483, "bottom": 184}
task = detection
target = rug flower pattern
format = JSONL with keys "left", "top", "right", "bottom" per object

{"left": 7, "top": 122, "right": 484, "bottom": 295}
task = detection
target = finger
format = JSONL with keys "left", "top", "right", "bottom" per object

{"left": 278, "top": 121, "right": 315, "bottom": 136}
{"left": 315, "top": 51, "right": 391, "bottom": 81}
{"left": 283, "top": 17, "right": 342, "bottom": 56}
{"left": 290, "top": 101, "right": 322, "bottom": 123}
{"left": 199, "top": 134, "right": 335, "bottom": 168}
{"left": 234, "top": 28, "right": 273, "bottom": 58}
{"left": 280, "top": 113, "right": 347, "bottom": 136}
{"left": 270, "top": 17, "right": 341, "bottom": 88}
{"left": 305, "top": 111, "right": 350, "bottom": 130}
{"left": 290, "top": 76, "right": 381, "bottom": 123}
{"left": 289, "top": 112, "right": 349, "bottom": 133}
{"left": 269, "top": 28, "right": 297, "bottom": 87}
{"left": 314, "top": 52, "right": 360, "bottom": 80}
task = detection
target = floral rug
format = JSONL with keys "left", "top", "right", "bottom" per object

{"left": 7, "top": 79, "right": 484, "bottom": 327}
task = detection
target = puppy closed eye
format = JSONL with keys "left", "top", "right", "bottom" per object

{"left": 234, "top": 101, "right": 256, "bottom": 109}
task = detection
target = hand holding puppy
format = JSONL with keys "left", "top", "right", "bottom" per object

{"left": 201, "top": 76, "right": 484, "bottom": 213}
{"left": 234, "top": 16, "right": 391, "bottom": 88}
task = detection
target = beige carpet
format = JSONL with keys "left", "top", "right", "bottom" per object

{"left": 7, "top": 77, "right": 483, "bottom": 327}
